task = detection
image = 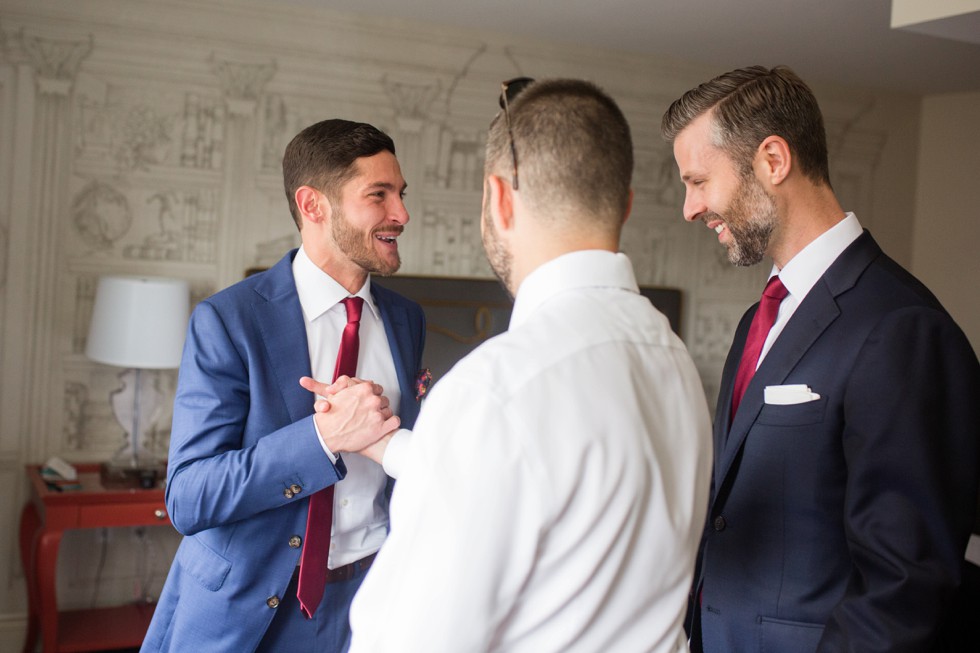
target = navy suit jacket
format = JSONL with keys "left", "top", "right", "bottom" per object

{"left": 694, "top": 232, "right": 980, "bottom": 653}
{"left": 142, "top": 250, "right": 425, "bottom": 652}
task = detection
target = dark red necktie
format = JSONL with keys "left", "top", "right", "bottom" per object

{"left": 297, "top": 296, "right": 364, "bottom": 618}
{"left": 730, "top": 276, "right": 787, "bottom": 421}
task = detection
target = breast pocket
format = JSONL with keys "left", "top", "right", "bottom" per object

{"left": 760, "top": 616, "right": 824, "bottom": 653}
{"left": 757, "top": 395, "right": 827, "bottom": 426}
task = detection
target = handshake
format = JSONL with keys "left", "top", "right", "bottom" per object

{"left": 299, "top": 375, "right": 399, "bottom": 465}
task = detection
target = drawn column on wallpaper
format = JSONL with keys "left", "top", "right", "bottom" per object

{"left": 383, "top": 75, "right": 440, "bottom": 273}
{"left": 211, "top": 55, "right": 276, "bottom": 288}
{"left": 20, "top": 32, "right": 92, "bottom": 460}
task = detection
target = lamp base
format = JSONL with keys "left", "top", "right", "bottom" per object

{"left": 100, "top": 458, "right": 166, "bottom": 489}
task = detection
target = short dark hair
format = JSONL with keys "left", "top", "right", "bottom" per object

{"left": 661, "top": 65, "right": 831, "bottom": 186}
{"left": 282, "top": 119, "right": 396, "bottom": 229}
{"left": 486, "top": 78, "right": 633, "bottom": 226}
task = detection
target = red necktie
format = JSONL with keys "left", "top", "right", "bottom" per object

{"left": 297, "top": 296, "right": 364, "bottom": 618}
{"left": 730, "top": 276, "right": 787, "bottom": 421}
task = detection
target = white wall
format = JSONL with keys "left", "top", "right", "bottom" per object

{"left": 0, "top": 0, "right": 931, "bottom": 648}
{"left": 912, "top": 92, "right": 980, "bottom": 352}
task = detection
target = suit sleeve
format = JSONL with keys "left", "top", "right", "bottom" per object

{"left": 819, "top": 306, "right": 980, "bottom": 651}
{"left": 164, "top": 300, "right": 344, "bottom": 536}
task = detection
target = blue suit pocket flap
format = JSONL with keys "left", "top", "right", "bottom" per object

{"left": 177, "top": 537, "right": 232, "bottom": 592}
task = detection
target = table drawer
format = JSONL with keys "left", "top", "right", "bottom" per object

{"left": 78, "top": 502, "right": 170, "bottom": 528}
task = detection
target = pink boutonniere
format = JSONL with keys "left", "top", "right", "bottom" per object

{"left": 414, "top": 369, "right": 433, "bottom": 402}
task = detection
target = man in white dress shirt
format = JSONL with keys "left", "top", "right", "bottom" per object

{"left": 344, "top": 78, "right": 713, "bottom": 652}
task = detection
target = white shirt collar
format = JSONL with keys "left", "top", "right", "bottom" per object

{"left": 510, "top": 250, "right": 640, "bottom": 329}
{"left": 770, "top": 212, "right": 863, "bottom": 300}
{"left": 292, "top": 245, "right": 379, "bottom": 322}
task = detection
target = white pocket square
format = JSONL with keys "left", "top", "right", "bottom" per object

{"left": 764, "top": 384, "right": 821, "bottom": 405}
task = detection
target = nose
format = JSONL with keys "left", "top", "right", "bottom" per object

{"left": 389, "top": 195, "right": 409, "bottom": 225}
{"left": 682, "top": 191, "right": 704, "bottom": 223}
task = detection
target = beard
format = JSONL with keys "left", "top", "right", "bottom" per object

{"left": 714, "top": 173, "right": 778, "bottom": 267}
{"left": 330, "top": 205, "right": 402, "bottom": 276}
{"left": 481, "top": 191, "right": 515, "bottom": 298}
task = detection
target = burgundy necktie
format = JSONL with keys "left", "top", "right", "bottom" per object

{"left": 730, "top": 276, "right": 788, "bottom": 421}
{"left": 297, "top": 296, "right": 364, "bottom": 618}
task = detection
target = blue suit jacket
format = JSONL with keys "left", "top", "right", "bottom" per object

{"left": 694, "top": 232, "right": 980, "bottom": 653}
{"left": 142, "top": 250, "right": 425, "bottom": 652}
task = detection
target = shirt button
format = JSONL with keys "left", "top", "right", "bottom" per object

{"left": 713, "top": 515, "right": 727, "bottom": 531}
{"left": 266, "top": 596, "right": 280, "bottom": 609}
{"left": 288, "top": 535, "right": 302, "bottom": 548}
{"left": 290, "top": 484, "right": 302, "bottom": 494}
{"left": 283, "top": 488, "right": 294, "bottom": 499}
{"left": 341, "top": 498, "right": 349, "bottom": 507}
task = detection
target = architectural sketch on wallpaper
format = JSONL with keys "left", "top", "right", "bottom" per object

{"left": 687, "top": 300, "right": 749, "bottom": 410}
{"left": 75, "top": 80, "right": 226, "bottom": 173}
{"left": 261, "top": 94, "right": 290, "bottom": 171}
{"left": 180, "top": 93, "right": 225, "bottom": 169}
{"left": 63, "top": 367, "right": 177, "bottom": 455}
{"left": 416, "top": 206, "right": 489, "bottom": 277}
{"left": 63, "top": 381, "right": 88, "bottom": 450}
{"left": 71, "top": 180, "right": 131, "bottom": 252}
{"left": 620, "top": 217, "right": 671, "bottom": 287}
{"left": 382, "top": 74, "right": 441, "bottom": 127}
{"left": 20, "top": 31, "right": 93, "bottom": 85}
{"left": 210, "top": 54, "right": 276, "bottom": 105}
{"left": 253, "top": 234, "right": 300, "bottom": 270}
{"left": 123, "top": 189, "right": 219, "bottom": 263}
{"left": 0, "top": 223, "right": 7, "bottom": 289}
{"left": 634, "top": 147, "right": 684, "bottom": 207}
{"left": 70, "top": 180, "right": 219, "bottom": 263}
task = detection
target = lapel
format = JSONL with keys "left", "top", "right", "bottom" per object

{"left": 371, "top": 283, "right": 416, "bottom": 419}
{"left": 714, "top": 231, "right": 880, "bottom": 491}
{"left": 250, "top": 250, "right": 314, "bottom": 424}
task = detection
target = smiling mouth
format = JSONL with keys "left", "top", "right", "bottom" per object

{"left": 376, "top": 234, "right": 398, "bottom": 244}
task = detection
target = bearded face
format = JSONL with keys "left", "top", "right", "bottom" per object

{"left": 711, "top": 171, "right": 779, "bottom": 267}
{"left": 481, "top": 185, "right": 515, "bottom": 298}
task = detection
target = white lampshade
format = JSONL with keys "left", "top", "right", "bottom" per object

{"left": 86, "top": 276, "right": 190, "bottom": 369}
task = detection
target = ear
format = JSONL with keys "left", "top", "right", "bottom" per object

{"left": 295, "top": 186, "right": 330, "bottom": 225}
{"left": 486, "top": 174, "right": 515, "bottom": 233}
{"left": 756, "top": 135, "right": 792, "bottom": 186}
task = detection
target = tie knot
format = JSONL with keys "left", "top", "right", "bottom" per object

{"left": 341, "top": 296, "right": 364, "bottom": 324}
{"left": 763, "top": 276, "right": 788, "bottom": 301}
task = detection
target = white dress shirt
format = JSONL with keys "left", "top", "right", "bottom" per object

{"left": 349, "top": 250, "right": 712, "bottom": 652}
{"left": 759, "top": 212, "right": 863, "bottom": 366}
{"left": 292, "top": 246, "right": 401, "bottom": 568}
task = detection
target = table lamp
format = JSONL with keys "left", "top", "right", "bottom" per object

{"left": 85, "top": 276, "right": 189, "bottom": 485}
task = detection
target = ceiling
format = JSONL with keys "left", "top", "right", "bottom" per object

{"left": 280, "top": 0, "right": 980, "bottom": 95}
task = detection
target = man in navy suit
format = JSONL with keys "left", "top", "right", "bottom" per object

{"left": 142, "top": 119, "right": 426, "bottom": 652}
{"left": 662, "top": 65, "right": 980, "bottom": 652}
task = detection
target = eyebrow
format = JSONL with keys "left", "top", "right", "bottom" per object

{"left": 364, "top": 181, "right": 408, "bottom": 193}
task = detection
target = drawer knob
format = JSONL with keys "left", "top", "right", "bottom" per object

{"left": 154, "top": 509, "right": 167, "bottom": 520}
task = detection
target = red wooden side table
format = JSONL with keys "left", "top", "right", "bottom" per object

{"left": 19, "top": 463, "right": 171, "bottom": 653}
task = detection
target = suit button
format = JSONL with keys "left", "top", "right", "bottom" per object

{"left": 713, "top": 515, "right": 727, "bottom": 531}
{"left": 283, "top": 488, "right": 294, "bottom": 499}
{"left": 266, "top": 596, "right": 280, "bottom": 609}
{"left": 290, "top": 484, "right": 302, "bottom": 494}
{"left": 289, "top": 535, "right": 302, "bottom": 548}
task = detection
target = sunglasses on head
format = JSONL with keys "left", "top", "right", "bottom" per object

{"left": 498, "top": 77, "right": 535, "bottom": 190}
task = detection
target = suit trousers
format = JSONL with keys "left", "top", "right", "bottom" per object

{"left": 256, "top": 565, "right": 369, "bottom": 653}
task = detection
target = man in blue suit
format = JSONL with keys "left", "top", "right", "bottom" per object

{"left": 662, "top": 65, "right": 980, "bottom": 652}
{"left": 142, "top": 119, "right": 426, "bottom": 652}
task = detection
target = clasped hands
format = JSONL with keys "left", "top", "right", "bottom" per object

{"left": 299, "top": 375, "right": 397, "bottom": 464}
